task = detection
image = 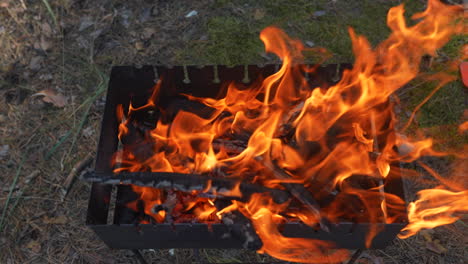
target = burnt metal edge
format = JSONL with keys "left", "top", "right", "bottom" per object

{"left": 89, "top": 221, "right": 405, "bottom": 249}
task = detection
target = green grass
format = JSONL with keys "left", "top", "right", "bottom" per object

{"left": 406, "top": 81, "right": 465, "bottom": 127}
{"left": 179, "top": 0, "right": 439, "bottom": 65}
{"left": 41, "top": 0, "right": 58, "bottom": 28}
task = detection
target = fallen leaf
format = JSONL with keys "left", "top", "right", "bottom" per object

{"left": 426, "top": 239, "right": 448, "bottom": 254}
{"left": 41, "top": 22, "right": 52, "bottom": 37}
{"left": 420, "top": 229, "right": 434, "bottom": 242}
{"left": 78, "top": 16, "right": 94, "bottom": 31}
{"left": 29, "top": 56, "right": 43, "bottom": 71}
{"left": 40, "top": 35, "right": 52, "bottom": 51}
{"left": 31, "top": 89, "right": 68, "bottom": 108}
{"left": 253, "top": 9, "right": 265, "bottom": 20}
{"left": 43, "top": 215, "right": 67, "bottom": 224}
{"left": 26, "top": 240, "right": 41, "bottom": 253}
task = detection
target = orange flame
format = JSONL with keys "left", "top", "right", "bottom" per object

{"left": 112, "top": 0, "right": 465, "bottom": 262}
{"left": 398, "top": 189, "right": 468, "bottom": 239}
{"left": 235, "top": 194, "right": 349, "bottom": 263}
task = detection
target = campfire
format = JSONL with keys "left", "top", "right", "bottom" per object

{"left": 85, "top": 1, "right": 466, "bottom": 263}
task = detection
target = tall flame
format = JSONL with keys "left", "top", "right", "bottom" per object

{"left": 113, "top": 0, "right": 465, "bottom": 263}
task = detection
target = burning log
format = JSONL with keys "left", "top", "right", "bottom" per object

{"left": 212, "top": 139, "right": 247, "bottom": 155}
{"left": 84, "top": 171, "right": 290, "bottom": 204}
{"left": 277, "top": 101, "right": 304, "bottom": 139}
{"left": 259, "top": 158, "right": 330, "bottom": 232}
{"left": 151, "top": 190, "right": 178, "bottom": 223}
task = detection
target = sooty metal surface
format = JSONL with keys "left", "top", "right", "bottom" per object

{"left": 86, "top": 65, "right": 407, "bottom": 250}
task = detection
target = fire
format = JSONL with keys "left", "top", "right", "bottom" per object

{"left": 398, "top": 189, "right": 468, "bottom": 239}
{"left": 112, "top": 0, "right": 465, "bottom": 263}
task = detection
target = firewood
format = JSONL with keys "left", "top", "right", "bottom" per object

{"left": 212, "top": 139, "right": 246, "bottom": 155}
{"left": 258, "top": 158, "right": 330, "bottom": 232}
{"left": 151, "top": 190, "right": 177, "bottom": 223}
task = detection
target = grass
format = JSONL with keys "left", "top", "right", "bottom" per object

{"left": 407, "top": 81, "right": 465, "bottom": 128}
{"left": 0, "top": 154, "right": 27, "bottom": 233}
{"left": 41, "top": 0, "right": 58, "bottom": 28}
{"left": 180, "top": 0, "right": 443, "bottom": 65}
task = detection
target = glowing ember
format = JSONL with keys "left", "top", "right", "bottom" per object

{"left": 112, "top": 0, "right": 465, "bottom": 262}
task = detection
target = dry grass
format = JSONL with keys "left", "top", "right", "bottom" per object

{"left": 0, "top": 0, "right": 466, "bottom": 263}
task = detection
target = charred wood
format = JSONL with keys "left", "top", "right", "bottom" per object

{"left": 260, "top": 159, "right": 330, "bottom": 232}
{"left": 84, "top": 171, "right": 290, "bottom": 204}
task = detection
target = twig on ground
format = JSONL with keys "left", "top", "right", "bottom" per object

{"left": 60, "top": 154, "right": 94, "bottom": 201}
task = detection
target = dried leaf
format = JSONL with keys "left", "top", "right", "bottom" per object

{"left": 41, "top": 22, "right": 52, "bottom": 37}
{"left": 26, "top": 240, "right": 41, "bottom": 253}
{"left": 31, "top": 89, "right": 68, "bottom": 108}
{"left": 40, "top": 35, "right": 52, "bottom": 51}
{"left": 426, "top": 239, "right": 448, "bottom": 254}
{"left": 43, "top": 215, "right": 67, "bottom": 224}
{"left": 29, "top": 56, "right": 43, "bottom": 71}
{"left": 253, "top": 9, "right": 265, "bottom": 20}
{"left": 79, "top": 16, "right": 94, "bottom": 31}
{"left": 420, "top": 229, "right": 434, "bottom": 242}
